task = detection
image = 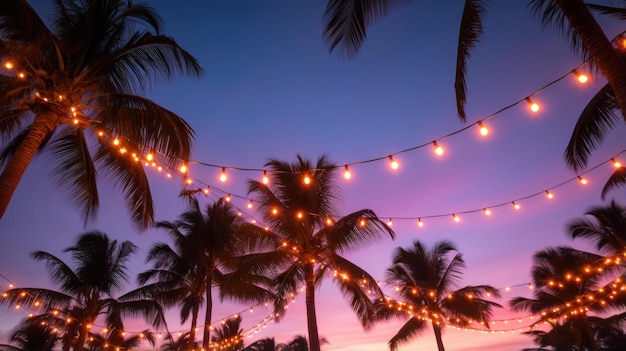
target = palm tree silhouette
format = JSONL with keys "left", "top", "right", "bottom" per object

{"left": 129, "top": 199, "right": 274, "bottom": 350}
{"left": 0, "top": 315, "right": 59, "bottom": 351}
{"left": 368, "top": 240, "right": 501, "bottom": 351}
{"left": 160, "top": 332, "right": 199, "bottom": 351}
{"left": 211, "top": 315, "right": 243, "bottom": 351}
{"left": 241, "top": 155, "right": 395, "bottom": 351}
{"left": 0, "top": 0, "right": 202, "bottom": 228}
{"left": 568, "top": 200, "right": 626, "bottom": 255}
{"left": 0, "top": 231, "right": 166, "bottom": 351}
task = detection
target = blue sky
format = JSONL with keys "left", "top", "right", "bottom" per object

{"left": 1, "top": 1, "right": 626, "bottom": 350}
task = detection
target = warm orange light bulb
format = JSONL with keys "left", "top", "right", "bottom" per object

{"left": 18, "top": 72, "right": 24, "bottom": 78}
{"left": 387, "top": 218, "right": 393, "bottom": 227}
{"left": 388, "top": 155, "right": 399, "bottom": 170}
{"left": 545, "top": 190, "right": 554, "bottom": 199}
{"left": 483, "top": 208, "right": 491, "bottom": 216}
{"left": 452, "top": 214, "right": 460, "bottom": 222}
{"left": 611, "top": 158, "right": 622, "bottom": 168}
{"left": 578, "top": 176, "right": 588, "bottom": 185}
{"left": 477, "top": 121, "right": 489, "bottom": 136}
{"left": 417, "top": 218, "right": 424, "bottom": 227}
{"left": 572, "top": 69, "right": 588, "bottom": 84}
{"left": 303, "top": 174, "right": 311, "bottom": 185}
{"left": 433, "top": 141, "right": 444, "bottom": 156}
{"left": 512, "top": 201, "right": 520, "bottom": 210}
{"left": 4, "top": 62, "right": 13, "bottom": 69}
{"left": 113, "top": 138, "right": 120, "bottom": 146}
{"left": 359, "top": 218, "right": 366, "bottom": 227}
{"left": 343, "top": 165, "right": 351, "bottom": 180}
{"left": 225, "top": 194, "right": 231, "bottom": 202}
{"left": 262, "top": 170, "right": 269, "bottom": 184}
{"left": 272, "top": 208, "right": 278, "bottom": 215}
{"left": 145, "top": 152, "right": 154, "bottom": 162}
{"left": 180, "top": 164, "right": 188, "bottom": 174}
{"left": 185, "top": 178, "right": 193, "bottom": 185}
{"left": 526, "top": 97, "right": 540, "bottom": 112}
{"left": 220, "top": 167, "right": 227, "bottom": 182}
{"left": 203, "top": 187, "right": 210, "bottom": 195}
{"left": 247, "top": 200, "right": 253, "bottom": 209}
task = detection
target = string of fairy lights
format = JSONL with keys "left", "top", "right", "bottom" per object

{"left": 2, "top": 248, "right": 625, "bottom": 346}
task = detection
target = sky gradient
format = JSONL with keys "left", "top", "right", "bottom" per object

{"left": 1, "top": 1, "right": 626, "bottom": 350}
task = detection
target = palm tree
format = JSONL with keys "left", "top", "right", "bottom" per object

{"left": 240, "top": 154, "right": 395, "bottom": 351}
{"left": 322, "top": 1, "right": 626, "bottom": 191}
{"left": 0, "top": 315, "right": 59, "bottom": 351}
{"left": 160, "top": 332, "right": 199, "bottom": 351}
{"left": 129, "top": 198, "right": 274, "bottom": 350}
{"left": 244, "top": 337, "right": 277, "bottom": 351}
{"left": 85, "top": 329, "right": 155, "bottom": 351}
{"left": 211, "top": 315, "right": 243, "bottom": 351}
{"left": 523, "top": 319, "right": 586, "bottom": 351}
{"left": 368, "top": 240, "right": 500, "bottom": 351}
{"left": 0, "top": 0, "right": 202, "bottom": 228}
{"left": 568, "top": 200, "right": 626, "bottom": 255}
{"left": 510, "top": 246, "right": 625, "bottom": 351}
{"left": 0, "top": 231, "right": 166, "bottom": 351}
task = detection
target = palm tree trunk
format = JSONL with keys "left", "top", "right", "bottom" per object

{"left": 304, "top": 263, "right": 321, "bottom": 351}
{"left": 189, "top": 305, "right": 199, "bottom": 351}
{"left": 0, "top": 113, "right": 56, "bottom": 221}
{"left": 432, "top": 323, "right": 445, "bottom": 351}
{"left": 73, "top": 321, "right": 91, "bottom": 351}
{"left": 556, "top": 0, "right": 626, "bottom": 123}
{"left": 203, "top": 285, "right": 213, "bottom": 350}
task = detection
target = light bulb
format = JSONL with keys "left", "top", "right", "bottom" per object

{"left": 247, "top": 200, "right": 253, "bottom": 209}
{"left": 4, "top": 62, "right": 13, "bottom": 69}
{"left": 611, "top": 158, "right": 622, "bottom": 168}
{"left": 578, "top": 176, "right": 588, "bottom": 185}
{"left": 185, "top": 178, "right": 192, "bottom": 185}
{"left": 388, "top": 155, "right": 399, "bottom": 170}
{"left": 203, "top": 187, "right": 210, "bottom": 195}
{"left": 483, "top": 208, "right": 491, "bottom": 216}
{"left": 113, "top": 138, "right": 120, "bottom": 146}
{"left": 545, "top": 190, "right": 554, "bottom": 199}
{"left": 433, "top": 141, "right": 444, "bottom": 156}
{"left": 452, "top": 214, "right": 460, "bottom": 222}
{"left": 303, "top": 174, "right": 311, "bottom": 185}
{"left": 387, "top": 218, "right": 393, "bottom": 227}
{"left": 262, "top": 170, "right": 269, "bottom": 184}
{"left": 271, "top": 208, "right": 278, "bottom": 215}
{"left": 417, "top": 218, "right": 424, "bottom": 227}
{"left": 512, "top": 201, "right": 520, "bottom": 210}
{"left": 343, "top": 165, "right": 352, "bottom": 180}
{"left": 225, "top": 194, "right": 231, "bottom": 202}
{"left": 220, "top": 167, "right": 227, "bottom": 182}
{"left": 145, "top": 152, "right": 154, "bottom": 162}
{"left": 477, "top": 121, "right": 489, "bottom": 136}
{"left": 572, "top": 69, "right": 588, "bottom": 84}
{"left": 526, "top": 97, "right": 540, "bottom": 112}
{"left": 179, "top": 164, "right": 188, "bottom": 174}
{"left": 359, "top": 218, "right": 366, "bottom": 227}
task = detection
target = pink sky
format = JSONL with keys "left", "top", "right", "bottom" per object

{"left": 1, "top": 1, "right": 625, "bottom": 350}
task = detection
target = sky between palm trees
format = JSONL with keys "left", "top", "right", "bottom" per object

{"left": 1, "top": 1, "right": 626, "bottom": 351}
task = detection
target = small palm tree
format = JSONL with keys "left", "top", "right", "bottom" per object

{"left": 244, "top": 337, "right": 277, "bottom": 351}
{"left": 510, "top": 246, "right": 624, "bottom": 351}
{"left": 160, "top": 332, "right": 199, "bottom": 351}
{"left": 0, "top": 315, "right": 59, "bottom": 351}
{"left": 369, "top": 240, "right": 501, "bottom": 351}
{"left": 211, "top": 315, "right": 243, "bottom": 351}
{"left": 0, "top": 0, "right": 202, "bottom": 228}
{"left": 568, "top": 200, "right": 626, "bottom": 255}
{"left": 0, "top": 231, "right": 166, "bottom": 351}
{"left": 242, "top": 155, "right": 395, "bottom": 351}
{"left": 128, "top": 199, "right": 274, "bottom": 350}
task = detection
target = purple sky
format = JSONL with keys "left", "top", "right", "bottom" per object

{"left": 1, "top": 1, "right": 626, "bottom": 350}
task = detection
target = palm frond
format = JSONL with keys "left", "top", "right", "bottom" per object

{"left": 320, "top": 208, "right": 395, "bottom": 253}
{"left": 601, "top": 167, "right": 626, "bottom": 200}
{"left": 567, "top": 201, "right": 626, "bottom": 254}
{"left": 455, "top": 0, "right": 488, "bottom": 121}
{"left": 564, "top": 83, "right": 619, "bottom": 171}
{"left": 388, "top": 317, "right": 427, "bottom": 351}
{"left": 528, "top": 0, "right": 587, "bottom": 59}
{"left": 588, "top": 3, "right": 626, "bottom": 21}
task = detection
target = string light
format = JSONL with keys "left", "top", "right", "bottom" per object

{"left": 388, "top": 155, "right": 399, "bottom": 170}
{"left": 303, "top": 174, "right": 311, "bottom": 185}
{"left": 572, "top": 69, "right": 588, "bottom": 84}
{"left": 417, "top": 218, "right": 424, "bottom": 227}
{"left": 545, "top": 190, "right": 554, "bottom": 199}
{"left": 343, "top": 165, "right": 352, "bottom": 180}
{"left": 433, "top": 141, "right": 444, "bottom": 156}
{"left": 578, "top": 176, "right": 588, "bottom": 185}
{"left": 387, "top": 218, "right": 393, "bottom": 227}
{"left": 525, "top": 97, "right": 540, "bottom": 112}
{"left": 483, "top": 208, "right": 491, "bottom": 216}
{"left": 477, "top": 121, "right": 489, "bottom": 136}
{"left": 262, "top": 170, "right": 269, "bottom": 184}
{"left": 452, "top": 214, "right": 460, "bottom": 222}
{"left": 512, "top": 201, "right": 520, "bottom": 210}
{"left": 611, "top": 158, "right": 621, "bottom": 168}
{"left": 179, "top": 163, "right": 188, "bottom": 174}
{"left": 220, "top": 167, "right": 228, "bottom": 182}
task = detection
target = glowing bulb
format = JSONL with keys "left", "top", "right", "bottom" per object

{"left": 572, "top": 69, "right": 588, "bottom": 84}
{"left": 483, "top": 208, "right": 491, "bottom": 216}
{"left": 220, "top": 167, "right": 227, "bottom": 182}
{"left": 545, "top": 190, "right": 554, "bottom": 199}
{"left": 512, "top": 201, "right": 520, "bottom": 210}
{"left": 526, "top": 97, "right": 540, "bottom": 112}
{"left": 112, "top": 138, "right": 120, "bottom": 146}
{"left": 388, "top": 155, "right": 399, "bottom": 170}
{"left": 262, "top": 170, "right": 269, "bottom": 184}
{"left": 359, "top": 218, "right": 366, "bottom": 227}
{"left": 203, "top": 187, "right": 210, "bottom": 195}
{"left": 272, "top": 208, "right": 278, "bottom": 215}
{"left": 225, "top": 194, "right": 231, "bottom": 202}
{"left": 477, "top": 121, "right": 489, "bottom": 136}
{"left": 611, "top": 158, "right": 622, "bottom": 168}
{"left": 452, "top": 214, "right": 460, "bottom": 222}
{"left": 18, "top": 72, "right": 24, "bottom": 78}
{"left": 180, "top": 164, "right": 188, "bottom": 174}
{"left": 387, "top": 218, "right": 393, "bottom": 227}
{"left": 4, "top": 62, "right": 13, "bottom": 69}
{"left": 433, "top": 141, "right": 444, "bottom": 156}
{"left": 417, "top": 218, "right": 424, "bottom": 227}
{"left": 296, "top": 212, "right": 303, "bottom": 219}
{"left": 326, "top": 217, "right": 333, "bottom": 225}
{"left": 578, "top": 176, "right": 588, "bottom": 185}
{"left": 343, "top": 165, "right": 352, "bottom": 180}
{"left": 185, "top": 178, "right": 193, "bottom": 185}
{"left": 303, "top": 174, "right": 311, "bottom": 185}
{"left": 247, "top": 200, "right": 253, "bottom": 209}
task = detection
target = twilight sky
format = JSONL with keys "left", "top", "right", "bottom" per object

{"left": 1, "top": 1, "right": 626, "bottom": 350}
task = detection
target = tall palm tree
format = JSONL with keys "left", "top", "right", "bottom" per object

{"left": 211, "top": 315, "right": 243, "bottom": 351}
{"left": 129, "top": 198, "right": 274, "bottom": 350}
{"left": 0, "top": 0, "right": 202, "bottom": 228}
{"left": 568, "top": 200, "right": 626, "bottom": 255}
{"left": 240, "top": 154, "right": 396, "bottom": 351}
{"left": 368, "top": 240, "right": 500, "bottom": 351}
{"left": 510, "top": 246, "right": 625, "bottom": 351}
{"left": 0, "top": 231, "right": 166, "bottom": 351}
{"left": 0, "top": 315, "right": 59, "bottom": 351}
{"left": 322, "top": 1, "right": 626, "bottom": 191}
